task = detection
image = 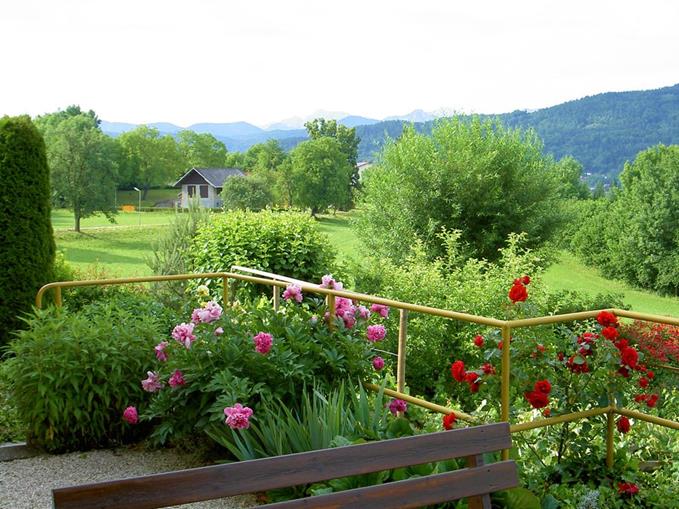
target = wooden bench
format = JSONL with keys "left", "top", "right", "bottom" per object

{"left": 52, "top": 422, "right": 518, "bottom": 509}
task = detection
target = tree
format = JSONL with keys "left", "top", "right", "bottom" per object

{"left": 356, "top": 117, "right": 563, "bottom": 262}
{"left": 118, "top": 126, "right": 184, "bottom": 198}
{"left": 0, "top": 115, "right": 55, "bottom": 346}
{"left": 177, "top": 130, "right": 228, "bottom": 168}
{"left": 40, "top": 113, "right": 118, "bottom": 232}
{"left": 554, "top": 156, "right": 591, "bottom": 199}
{"left": 241, "top": 139, "right": 287, "bottom": 172}
{"left": 305, "top": 118, "right": 360, "bottom": 204}
{"left": 221, "top": 175, "right": 273, "bottom": 211}
{"left": 287, "top": 137, "right": 353, "bottom": 215}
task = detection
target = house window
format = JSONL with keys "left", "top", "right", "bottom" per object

{"left": 187, "top": 185, "right": 195, "bottom": 197}
{"left": 200, "top": 185, "right": 209, "bottom": 198}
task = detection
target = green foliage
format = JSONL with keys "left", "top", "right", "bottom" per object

{"left": 177, "top": 130, "right": 228, "bottom": 168}
{"left": 38, "top": 112, "right": 118, "bottom": 231}
{"left": 356, "top": 117, "right": 564, "bottom": 262}
{"left": 190, "top": 209, "right": 337, "bottom": 292}
{"left": 571, "top": 145, "right": 679, "bottom": 294}
{"left": 285, "top": 137, "right": 354, "bottom": 214}
{"left": 4, "top": 298, "right": 166, "bottom": 451}
{"left": 221, "top": 175, "right": 273, "bottom": 211}
{"left": 142, "top": 296, "right": 375, "bottom": 445}
{"left": 0, "top": 361, "right": 24, "bottom": 442}
{"left": 0, "top": 115, "right": 55, "bottom": 346}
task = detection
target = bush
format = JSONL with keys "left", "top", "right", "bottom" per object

{"left": 0, "top": 115, "right": 55, "bottom": 347}
{"left": 4, "top": 296, "right": 167, "bottom": 451}
{"left": 190, "top": 209, "right": 337, "bottom": 293}
{"left": 221, "top": 175, "right": 273, "bottom": 211}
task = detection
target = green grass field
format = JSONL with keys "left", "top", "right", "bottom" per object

{"left": 116, "top": 188, "right": 180, "bottom": 207}
{"left": 52, "top": 209, "right": 679, "bottom": 317}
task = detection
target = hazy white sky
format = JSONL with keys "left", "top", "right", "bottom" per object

{"left": 1, "top": 0, "right": 677, "bottom": 126}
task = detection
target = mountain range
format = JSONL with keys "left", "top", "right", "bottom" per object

{"left": 101, "top": 84, "right": 679, "bottom": 175}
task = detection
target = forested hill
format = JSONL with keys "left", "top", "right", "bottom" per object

{"left": 355, "top": 83, "right": 679, "bottom": 175}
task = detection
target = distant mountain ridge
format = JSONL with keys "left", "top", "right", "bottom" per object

{"left": 101, "top": 83, "right": 679, "bottom": 175}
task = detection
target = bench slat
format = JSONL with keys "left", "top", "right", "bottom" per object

{"left": 264, "top": 461, "right": 519, "bottom": 509}
{"left": 53, "top": 423, "right": 512, "bottom": 509}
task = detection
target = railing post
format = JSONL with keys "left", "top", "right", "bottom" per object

{"left": 327, "top": 294, "right": 336, "bottom": 331}
{"left": 397, "top": 309, "right": 408, "bottom": 394}
{"left": 606, "top": 409, "right": 615, "bottom": 468}
{"left": 273, "top": 285, "right": 280, "bottom": 311}
{"left": 222, "top": 277, "right": 229, "bottom": 307}
{"left": 54, "top": 286, "right": 63, "bottom": 308}
{"left": 501, "top": 325, "right": 511, "bottom": 461}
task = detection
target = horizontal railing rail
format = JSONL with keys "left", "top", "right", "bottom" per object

{"left": 36, "top": 268, "right": 678, "bottom": 468}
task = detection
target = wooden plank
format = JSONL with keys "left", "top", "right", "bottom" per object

{"left": 263, "top": 462, "right": 519, "bottom": 509}
{"left": 53, "top": 423, "right": 511, "bottom": 509}
{"left": 465, "top": 454, "right": 491, "bottom": 509}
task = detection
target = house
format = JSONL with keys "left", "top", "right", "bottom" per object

{"left": 173, "top": 167, "right": 245, "bottom": 208}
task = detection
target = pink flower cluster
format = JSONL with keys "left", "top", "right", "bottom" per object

{"left": 367, "top": 324, "right": 387, "bottom": 342}
{"left": 172, "top": 323, "right": 196, "bottom": 349}
{"left": 191, "top": 301, "right": 223, "bottom": 324}
{"left": 141, "top": 371, "right": 163, "bottom": 393}
{"left": 253, "top": 332, "right": 273, "bottom": 354}
{"left": 320, "top": 274, "right": 343, "bottom": 290}
{"left": 370, "top": 304, "right": 389, "bottom": 318}
{"left": 168, "top": 369, "right": 185, "bottom": 388}
{"left": 282, "top": 284, "right": 303, "bottom": 303}
{"left": 388, "top": 398, "right": 407, "bottom": 415}
{"left": 122, "top": 406, "right": 138, "bottom": 424}
{"left": 224, "top": 403, "right": 253, "bottom": 429}
{"left": 155, "top": 341, "right": 169, "bottom": 362}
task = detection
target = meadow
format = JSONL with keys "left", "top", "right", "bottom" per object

{"left": 52, "top": 209, "right": 679, "bottom": 317}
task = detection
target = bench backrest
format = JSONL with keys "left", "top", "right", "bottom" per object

{"left": 52, "top": 422, "right": 518, "bottom": 509}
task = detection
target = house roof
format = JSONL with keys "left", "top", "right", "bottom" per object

{"left": 173, "top": 168, "right": 245, "bottom": 188}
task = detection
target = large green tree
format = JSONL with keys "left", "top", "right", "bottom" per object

{"left": 356, "top": 117, "right": 563, "bottom": 262}
{"left": 40, "top": 113, "right": 118, "bottom": 232}
{"left": 0, "top": 115, "right": 55, "bottom": 345}
{"left": 177, "top": 130, "right": 228, "bottom": 168}
{"left": 118, "top": 126, "right": 184, "bottom": 198}
{"left": 287, "top": 137, "right": 353, "bottom": 215}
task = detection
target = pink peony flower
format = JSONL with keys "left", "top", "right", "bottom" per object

{"left": 154, "top": 341, "right": 169, "bottom": 362}
{"left": 122, "top": 406, "right": 138, "bottom": 424}
{"left": 168, "top": 369, "right": 185, "bottom": 388}
{"left": 367, "top": 324, "right": 387, "bottom": 342}
{"left": 335, "top": 297, "right": 355, "bottom": 316}
{"left": 191, "top": 301, "right": 223, "bottom": 324}
{"left": 172, "top": 323, "right": 196, "bottom": 348}
{"left": 370, "top": 304, "right": 389, "bottom": 318}
{"left": 224, "top": 403, "right": 253, "bottom": 429}
{"left": 342, "top": 310, "right": 356, "bottom": 329}
{"left": 141, "top": 371, "right": 163, "bottom": 393}
{"left": 372, "top": 356, "right": 385, "bottom": 370}
{"left": 388, "top": 398, "right": 407, "bottom": 415}
{"left": 253, "top": 332, "right": 273, "bottom": 354}
{"left": 214, "top": 326, "right": 224, "bottom": 336}
{"left": 357, "top": 305, "right": 371, "bottom": 320}
{"left": 320, "top": 274, "right": 343, "bottom": 290}
{"left": 282, "top": 284, "right": 303, "bottom": 303}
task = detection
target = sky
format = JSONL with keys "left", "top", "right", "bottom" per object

{"left": 1, "top": 0, "right": 678, "bottom": 127}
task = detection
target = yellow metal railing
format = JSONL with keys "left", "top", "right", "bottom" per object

{"left": 36, "top": 268, "right": 679, "bottom": 467}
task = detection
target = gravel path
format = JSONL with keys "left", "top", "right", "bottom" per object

{"left": 0, "top": 446, "right": 257, "bottom": 509}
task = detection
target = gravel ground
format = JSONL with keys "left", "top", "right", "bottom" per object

{"left": 0, "top": 446, "right": 258, "bottom": 509}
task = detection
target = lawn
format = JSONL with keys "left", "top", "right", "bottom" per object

{"left": 52, "top": 209, "right": 176, "bottom": 230}
{"left": 316, "top": 211, "right": 362, "bottom": 260}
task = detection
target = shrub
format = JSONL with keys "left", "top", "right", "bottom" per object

{"left": 221, "top": 175, "right": 273, "bottom": 211}
{"left": 0, "top": 115, "right": 55, "bottom": 346}
{"left": 135, "top": 281, "right": 387, "bottom": 446}
{"left": 4, "top": 297, "right": 166, "bottom": 451}
{"left": 190, "top": 209, "right": 337, "bottom": 293}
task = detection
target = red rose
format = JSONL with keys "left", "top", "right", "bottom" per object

{"left": 617, "top": 482, "right": 639, "bottom": 496}
{"left": 639, "top": 377, "right": 649, "bottom": 388}
{"left": 508, "top": 282, "right": 528, "bottom": 303}
{"left": 646, "top": 370, "right": 655, "bottom": 379}
{"left": 525, "top": 390, "right": 549, "bottom": 409}
{"left": 542, "top": 408, "right": 551, "bottom": 417}
{"left": 442, "top": 413, "right": 457, "bottom": 430}
{"left": 482, "top": 362, "right": 496, "bottom": 375}
{"left": 618, "top": 366, "right": 630, "bottom": 378}
{"left": 616, "top": 416, "right": 631, "bottom": 434}
{"left": 465, "top": 372, "right": 480, "bottom": 393}
{"left": 601, "top": 327, "right": 619, "bottom": 341}
{"left": 578, "top": 332, "right": 598, "bottom": 344}
{"left": 557, "top": 352, "right": 565, "bottom": 361}
{"left": 521, "top": 275, "right": 531, "bottom": 285}
{"left": 567, "top": 355, "right": 589, "bottom": 373}
{"left": 450, "top": 360, "right": 466, "bottom": 382}
{"left": 614, "top": 339, "right": 629, "bottom": 351}
{"left": 646, "top": 394, "right": 659, "bottom": 408}
{"left": 536, "top": 343, "right": 545, "bottom": 353}
{"left": 579, "top": 346, "right": 592, "bottom": 357}
{"left": 634, "top": 394, "right": 648, "bottom": 403}
{"left": 473, "top": 335, "right": 484, "bottom": 348}
{"left": 597, "top": 311, "right": 619, "bottom": 328}
{"left": 533, "top": 379, "right": 552, "bottom": 394}
{"left": 620, "top": 347, "right": 639, "bottom": 368}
